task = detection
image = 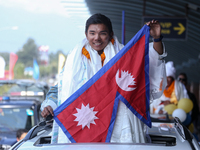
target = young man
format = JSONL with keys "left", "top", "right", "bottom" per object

{"left": 41, "top": 13, "right": 166, "bottom": 143}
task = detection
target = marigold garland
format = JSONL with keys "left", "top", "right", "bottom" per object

{"left": 100, "top": 52, "right": 106, "bottom": 66}
{"left": 163, "top": 81, "right": 175, "bottom": 98}
{"left": 82, "top": 47, "right": 90, "bottom": 60}
{"left": 111, "top": 38, "right": 114, "bottom": 45}
{"left": 82, "top": 39, "right": 114, "bottom": 66}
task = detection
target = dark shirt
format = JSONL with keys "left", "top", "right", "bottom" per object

{"left": 187, "top": 90, "right": 199, "bottom": 122}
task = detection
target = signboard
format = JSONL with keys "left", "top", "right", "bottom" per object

{"left": 143, "top": 17, "right": 187, "bottom": 40}
{"left": 38, "top": 45, "right": 49, "bottom": 65}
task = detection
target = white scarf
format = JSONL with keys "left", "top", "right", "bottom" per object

{"left": 60, "top": 36, "right": 123, "bottom": 104}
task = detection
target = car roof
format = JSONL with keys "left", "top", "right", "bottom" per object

{"left": 12, "top": 120, "right": 199, "bottom": 150}
{"left": 0, "top": 79, "right": 49, "bottom": 92}
{"left": 0, "top": 98, "right": 41, "bottom": 107}
{"left": 0, "top": 79, "right": 48, "bottom": 87}
{"left": 0, "top": 79, "right": 49, "bottom": 102}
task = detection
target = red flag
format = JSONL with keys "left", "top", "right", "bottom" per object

{"left": 9, "top": 53, "right": 18, "bottom": 79}
{"left": 54, "top": 25, "right": 150, "bottom": 143}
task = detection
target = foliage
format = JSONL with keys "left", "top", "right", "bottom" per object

{"left": 41, "top": 50, "right": 65, "bottom": 77}
{"left": 0, "top": 38, "right": 66, "bottom": 80}
{"left": 13, "top": 62, "right": 26, "bottom": 79}
{"left": 16, "top": 38, "right": 38, "bottom": 67}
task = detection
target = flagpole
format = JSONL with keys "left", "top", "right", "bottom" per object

{"left": 121, "top": 10, "right": 125, "bottom": 45}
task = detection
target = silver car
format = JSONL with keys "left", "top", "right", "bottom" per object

{"left": 10, "top": 116, "right": 200, "bottom": 150}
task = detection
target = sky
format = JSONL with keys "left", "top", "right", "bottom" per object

{"left": 0, "top": 0, "right": 91, "bottom": 55}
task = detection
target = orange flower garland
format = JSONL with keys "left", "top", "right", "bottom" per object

{"left": 82, "top": 39, "right": 114, "bottom": 66}
{"left": 111, "top": 38, "right": 114, "bottom": 45}
{"left": 160, "top": 80, "right": 178, "bottom": 105}
{"left": 100, "top": 52, "right": 106, "bottom": 66}
{"left": 163, "top": 81, "right": 175, "bottom": 98}
{"left": 82, "top": 47, "right": 90, "bottom": 60}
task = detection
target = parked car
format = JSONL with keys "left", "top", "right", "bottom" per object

{"left": 10, "top": 116, "right": 200, "bottom": 150}
{"left": 0, "top": 79, "right": 49, "bottom": 150}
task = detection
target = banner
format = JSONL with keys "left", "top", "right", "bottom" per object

{"left": 0, "top": 56, "right": 6, "bottom": 79}
{"left": 9, "top": 53, "right": 18, "bottom": 79}
{"left": 38, "top": 45, "right": 49, "bottom": 65}
{"left": 33, "top": 59, "right": 40, "bottom": 80}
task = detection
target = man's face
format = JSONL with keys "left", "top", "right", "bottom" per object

{"left": 178, "top": 75, "right": 187, "bottom": 86}
{"left": 166, "top": 76, "right": 174, "bottom": 88}
{"left": 85, "top": 24, "right": 111, "bottom": 53}
{"left": 17, "top": 132, "right": 27, "bottom": 141}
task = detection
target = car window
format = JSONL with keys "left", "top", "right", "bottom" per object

{"left": 0, "top": 83, "right": 16, "bottom": 96}
{"left": 0, "top": 107, "right": 34, "bottom": 131}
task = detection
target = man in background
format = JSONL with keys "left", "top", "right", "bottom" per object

{"left": 178, "top": 73, "right": 199, "bottom": 130}
{"left": 16, "top": 129, "right": 28, "bottom": 142}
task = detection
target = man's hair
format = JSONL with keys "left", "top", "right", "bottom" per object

{"left": 16, "top": 129, "right": 28, "bottom": 139}
{"left": 85, "top": 13, "right": 113, "bottom": 36}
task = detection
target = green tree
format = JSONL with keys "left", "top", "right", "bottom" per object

{"left": 1, "top": 38, "right": 66, "bottom": 80}
{"left": 48, "top": 50, "right": 65, "bottom": 75}
{"left": 17, "top": 38, "right": 38, "bottom": 67}
{"left": 13, "top": 62, "right": 26, "bottom": 79}
{"left": 37, "top": 50, "right": 63, "bottom": 79}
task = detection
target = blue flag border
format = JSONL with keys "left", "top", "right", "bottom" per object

{"left": 54, "top": 25, "right": 151, "bottom": 143}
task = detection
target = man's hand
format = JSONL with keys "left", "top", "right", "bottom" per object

{"left": 146, "top": 19, "right": 163, "bottom": 55}
{"left": 41, "top": 105, "right": 54, "bottom": 118}
{"left": 146, "top": 20, "right": 161, "bottom": 39}
{"left": 162, "top": 100, "right": 171, "bottom": 106}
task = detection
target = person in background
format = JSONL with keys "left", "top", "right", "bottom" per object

{"left": 16, "top": 129, "right": 28, "bottom": 142}
{"left": 178, "top": 73, "right": 199, "bottom": 130}
{"left": 150, "top": 61, "right": 189, "bottom": 114}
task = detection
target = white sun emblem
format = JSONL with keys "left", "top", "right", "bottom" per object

{"left": 73, "top": 103, "right": 98, "bottom": 129}
{"left": 116, "top": 69, "right": 136, "bottom": 91}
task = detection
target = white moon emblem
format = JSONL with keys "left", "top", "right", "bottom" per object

{"left": 115, "top": 69, "right": 136, "bottom": 91}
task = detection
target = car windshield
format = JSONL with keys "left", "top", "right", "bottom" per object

{"left": 0, "top": 107, "right": 34, "bottom": 132}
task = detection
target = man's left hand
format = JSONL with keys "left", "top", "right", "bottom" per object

{"left": 146, "top": 20, "right": 161, "bottom": 39}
